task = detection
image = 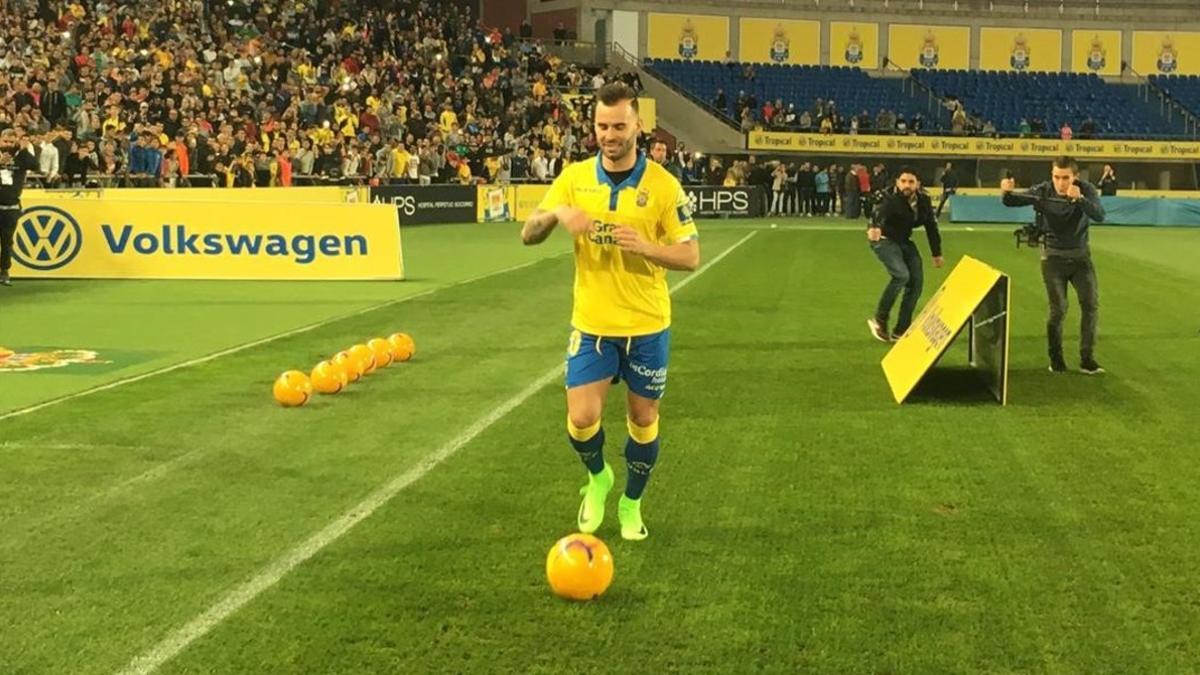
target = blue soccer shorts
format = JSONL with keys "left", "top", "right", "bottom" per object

{"left": 564, "top": 328, "right": 670, "bottom": 400}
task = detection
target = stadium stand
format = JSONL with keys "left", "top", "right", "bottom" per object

{"left": 0, "top": 0, "right": 623, "bottom": 188}
{"left": 911, "top": 69, "right": 1184, "bottom": 139}
{"left": 1150, "top": 75, "right": 1200, "bottom": 119}
{"left": 644, "top": 59, "right": 941, "bottom": 134}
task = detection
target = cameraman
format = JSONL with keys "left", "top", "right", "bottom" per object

{"left": 1002, "top": 156, "right": 1106, "bottom": 374}
{"left": 1, "top": 129, "right": 39, "bottom": 287}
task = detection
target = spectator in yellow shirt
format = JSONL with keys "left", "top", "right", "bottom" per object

{"left": 541, "top": 121, "right": 560, "bottom": 147}
{"left": 439, "top": 107, "right": 458, "bottom": 134}
{"left": 391, "top": 142, "right": 412, "bottom": 181}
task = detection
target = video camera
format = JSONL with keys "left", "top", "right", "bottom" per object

{"left": 1014, "top": 222, "right": 1045, "bottom": 248}
{"left": 1003, "top": 169, "right": 1045, "bottom": 248}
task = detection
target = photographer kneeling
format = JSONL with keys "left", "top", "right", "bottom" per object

{"left": 1002, "top": 156, "right": 1106, "bottom": 374}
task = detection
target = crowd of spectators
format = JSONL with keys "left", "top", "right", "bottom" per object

{"left": 0, "top": 0, "right": 641, "bottom": 188}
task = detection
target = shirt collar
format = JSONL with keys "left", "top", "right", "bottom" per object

{"left": 594, "top": 150, "right": 647, "bottom": 192}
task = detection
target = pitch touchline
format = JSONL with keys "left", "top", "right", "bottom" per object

{"left": 702, "top": 223, "right": 1012, "bottom": 233}
{"left": 116, "top": 230, "right": 758, "bottom": 675}
{"left": 0, "top": 256, "right": 564, "bottom": 423}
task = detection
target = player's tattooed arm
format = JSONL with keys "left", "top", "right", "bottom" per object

{"left": 521, "top": 209, "right": 558, "bottom": 245}
{"left": 521, "top": 206, "right": 592, "bottom": 245}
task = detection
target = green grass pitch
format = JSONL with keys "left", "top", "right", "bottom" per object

{"left": 1, "top": 219, "right": 1198, "bottom": 673}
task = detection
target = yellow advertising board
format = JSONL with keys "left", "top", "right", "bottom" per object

{"left": 887, "top": 24, "right": 970, "bottom": 70}
{"left": 515, "top": 184, "right": 551, "bottom": 221}
{"left": 1132, "top": 31, "right": 1200, "bottom": 76}
{"left": 738, "top": 18, "right": 819, "bottom": 65}
{"left": 746, "top": 130, "right": 1200, "bottom": 161}
{"left": 475, "top": 184, "right": 552, "bottom": 222}
{"left": 477, "top": 185, "right": 514, "bottom": 222}
{"left": 647, "top": 13, "right": 729, "bottom": 61}
{"left": 1071, "top": 30, "right": 1122, "bottom": 76}
{"left": 980, "top": 28, "right": 1062, "bottom": 72}
{"left": 830, "top": 22, "right": 879, "bottom": 69}
{"left": 882, "top": 256, "right": 1010, "bottom": 404}
{"left": 11, "top": 198, "right": 403, "bottom": 280}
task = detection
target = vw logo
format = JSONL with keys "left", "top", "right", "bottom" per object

{"left": 13, "top": 206, "right": 83, "bottom": 271}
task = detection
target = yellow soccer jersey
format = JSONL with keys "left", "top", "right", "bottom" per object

{"left": 538, "top": 153, "right": 698, "bottom": 337}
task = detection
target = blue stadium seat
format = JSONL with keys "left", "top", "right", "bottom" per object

{"left": 1151, "top": 75, "right": 1200, "bottom": 120}
{"left": 913, "top": 69, "right": 1183, "bottom": 138}
{"left": 642, "top": 60, "right": 943, "bottom": 132}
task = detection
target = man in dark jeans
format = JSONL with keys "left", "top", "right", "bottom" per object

{"left": 866, "top": 167, "right": 944, "bottom": 342}
{"left": 797, "top": 162, "right": 815, "bottom": 216}
{"left": 1002, "top": 156, "right": 1106, "bottom": 374}
{"left": 936, "top": 161, "right": 958, "bottom": 217}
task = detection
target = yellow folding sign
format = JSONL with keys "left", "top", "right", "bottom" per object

{"left": 882, "top": 256, "right": 1011, "bottom": 404}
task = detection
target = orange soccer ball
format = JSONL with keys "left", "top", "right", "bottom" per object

{"left": 311, "top": 360, "right": 348, "bottom": 394}
{"left": 545, "top": 533, "right": 614, "bottom": 601}
{"left": 367, "top": 337, "right": 395, "bottom": 369}
{"left": 332, "top": 350, "right": 362, "bottom": 383}
{"left": 272, "top": 370, "right": 313, "bottom": 407}
{"left": 349, "top": 343, "right": 377, "bottom": 375}
{"left": 387, "top": 332, "right": 416, "bottom": 362}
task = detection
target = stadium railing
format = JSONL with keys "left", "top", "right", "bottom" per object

{"left": 1138, "top": 72, "right": 1200, "bottom": 139}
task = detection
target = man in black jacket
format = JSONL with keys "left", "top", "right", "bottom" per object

{"left": 936, "top": 161, "right": 958, "bottom": 217}
{"left": 866, "top": 166, "right": 944, "bottom": 342}
{"left": 1002, "top": 156, "right": 1107, "bottom": 374}
{"left": 1, "top": 129, "right": 40, "bottom": 286}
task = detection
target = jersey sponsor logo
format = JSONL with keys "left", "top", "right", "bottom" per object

{"left": 588, "top": 221, "right": 620, "bottom": 246}
{"left": 628, "top": 362, "right": 667, "bottom": 380}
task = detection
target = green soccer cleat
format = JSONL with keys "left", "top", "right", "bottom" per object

{"left": 576, "top": 463, "right": 614, "bottom": 533}
{"left": 618, "top": 495, "right": 648, "bottom": 541}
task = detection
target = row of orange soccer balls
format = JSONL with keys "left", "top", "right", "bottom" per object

{"left": 272, "top": 332, "right": 415, "bottom": 407}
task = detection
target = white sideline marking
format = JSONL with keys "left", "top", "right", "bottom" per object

{"left": 0, "top": 257, "right": 558, "bottom": 423}
{"left": 116, "top": 231, "right": 758, "bottom": 675}
{"left": 702, "top": 223, "right": 1010, "bottom": 233}
{"left": 0, "top": 442, "right": 148, "bottom": 451}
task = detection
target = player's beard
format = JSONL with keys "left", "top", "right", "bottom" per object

{"left": 602, "top": 135, "right": 636, "bottom": 164}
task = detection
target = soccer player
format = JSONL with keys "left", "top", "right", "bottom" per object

{"left": 1002, "top": 156, "right": 1106, "bottom": 374}
{"left": 520, "top": 82, "right": 700, "bottom": 541}
{"left": 867, "top": 166, "right": 943, "bottom": 342}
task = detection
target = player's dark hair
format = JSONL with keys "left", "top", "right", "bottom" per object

{"left": 1053, "top": 155, "right": 1078, "bottom": 172}
{"left": 897, "top": 165, "right": 921, "bottom": 182}
{"left": 649, "top": 137, "right": 667, "bottom": 150}
{"left": 596, "top": 82, "right": 639, "bottom": 112}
